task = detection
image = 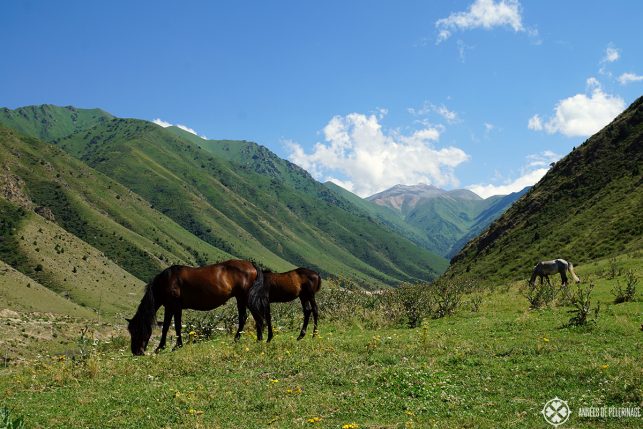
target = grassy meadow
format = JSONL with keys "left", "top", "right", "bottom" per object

{"left": 1, "top": 253, "right": 640, "bottom": 428}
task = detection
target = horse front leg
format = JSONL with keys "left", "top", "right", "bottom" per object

{"left": 155, "top": 307, "right": 173, "bottom": 353}
{"left": 298, "top": 298, "right": 312, "bottom": 340}
{"left": 266, "top": 310, "right": 273, "bottom": 343}
{"left": 311, "top": 296, "right": 319, "bottom": 337}
{"left": 173, "top": 306, "right": 183, "bottom": 349}
{"left": 234, "top": 298, "right": 248, "bottom": 341}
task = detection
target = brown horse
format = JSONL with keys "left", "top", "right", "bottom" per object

{"left": 261, "top": 267, "right": 322, "bottom": 342}
{"left": 126, "top": 260, "right": 267, "bottom": 356}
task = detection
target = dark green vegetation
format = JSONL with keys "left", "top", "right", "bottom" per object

{"left": 365, "top": 183, "right": 528, "bottom": 257}
{"left": 447, "top": 96, "right": 643, "bottom": 284}
{"left": 0, "top": 253, "right": 640, "bottom": 428}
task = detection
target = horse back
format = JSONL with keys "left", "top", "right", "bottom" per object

{"left": 168, "top": 260, "right": 257, "bottom": 310}
{"left": 266, "top": 268, "right": 321, "bottom": 302}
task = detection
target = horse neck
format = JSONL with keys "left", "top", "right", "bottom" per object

{"left": 133, "top": 284, "right": 157, "bottom": 328}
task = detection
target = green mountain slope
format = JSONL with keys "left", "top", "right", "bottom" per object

{"left": 366, "top": 184, "right": 526, "bottom": 257}
{"left": 0, "top": 104, "right": 113, "bottom": 141}
{"left": 446, "top": 187, "right": 529, "bottom": 259}
{"left": 1, "top": 106, "right": 448, "bottom": 288}
{"left": 447, "top": 96, "right": 643, "bottom": 283}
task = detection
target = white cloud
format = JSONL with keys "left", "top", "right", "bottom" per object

{"left": 435, "top": 105, "right": 458, "bottom": 123}
{"left": 468, "top": 168, "right": 546, "bottom": 198}
{"left": 618, "top": 72, "right": 643, "bottom": 85}
{"left": 527, "top": 114, "right": 543, "bottom": 131}
{"left": 467, "top": 150, "right": 561, "bottom": 198}
{"left": 286, "top": 112, "right": 470, "bottom": 197}
{"left": 152, "top": 118, "right": 172, "bottom": 128}
{"left": 408, "top": 101, "right": 459, "bottom": 123}
{"left": 602, "top": 45, "right": 620, "bottom": 63}
{"left": 152, "top": 118, "right": 207, "bottom": 139}
{"left": 528, "top": 83, "right": 625, "bottom": 137}
{"left": 435, "top": 0, "right": 528, "bottom": 43}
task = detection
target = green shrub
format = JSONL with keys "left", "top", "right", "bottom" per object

{"left": 611, "top": 270, "right": 638, "bottom": 304}
{"left": 567, "top": 281, "right": 599, "bottom": 327}
{"left": 523, "top": 279, "right": 557, "bottom": 309}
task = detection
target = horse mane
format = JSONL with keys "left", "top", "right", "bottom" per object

{"left": 128, "top": 279, "right": 157, "bottom": 338}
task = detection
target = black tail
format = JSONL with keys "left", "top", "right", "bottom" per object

{"left": 248, "top": 264, "right": 269, "bottom": 323}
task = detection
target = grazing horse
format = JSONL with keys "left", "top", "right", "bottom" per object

{"left": 126, "top": 260, "right": 267, "bottom": 356}
{"left": 529, "top": 259, "right": 580, "bottom": 287}
{"left": 261, "top": 268, "right": 322, "bottom": 342}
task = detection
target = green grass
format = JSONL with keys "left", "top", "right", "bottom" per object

{"left": 1, "top": 256, "right": 640, "bottom": 428}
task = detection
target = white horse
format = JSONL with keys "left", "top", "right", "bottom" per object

{"left": 529, "top": 259, "right": 580, "bottom": 287}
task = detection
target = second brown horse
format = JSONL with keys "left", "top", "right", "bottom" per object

{"left": 262, "top": 267, "right": 322, "bottom": 342}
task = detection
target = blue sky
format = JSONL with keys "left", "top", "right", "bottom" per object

{"left": 2, "top": 1, "right": 642, "bottom": 197}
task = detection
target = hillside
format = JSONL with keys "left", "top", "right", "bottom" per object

{"left": 366, "top": 184, "right": 526, "bottom": 257}
{"left": 0, "top": 106, "right": 448, "bottom": 293}
{"left": 447, "top": 96, "right": 643, "bottom": 283}
{"left": 0, "top": 104, "right": 113, "bottom": 141}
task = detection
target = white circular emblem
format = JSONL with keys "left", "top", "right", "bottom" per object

{"left": 542, "top": 397, "right": 571, "bottom": 427}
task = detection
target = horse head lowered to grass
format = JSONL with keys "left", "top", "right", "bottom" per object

{"left": 126, "top": 259, "right": 269, "bottom": 356}
{"left": 529, "top": 258, "right": 580, "bottom": 288}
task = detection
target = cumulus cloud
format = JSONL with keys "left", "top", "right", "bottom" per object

{"left": 435, "top": 0, "right": 529, "bottom": 43}
{"left": 618, "top": 72, "right": 643, "bottom": 85}
{"left": 152, "top": 118, "right": 207, "bottom": 139}
{"left": 527, "top": 81, "right": 625, "bottom": 137}
{"left": 467, "top": 150, "right": 561, "bottom": 198}
{"left": 286, "top": 112, "right": 470, "bottom": 197}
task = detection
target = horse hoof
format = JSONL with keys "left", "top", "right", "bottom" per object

{"left": 297, "top": 335, "right": 305, "bottom": 341}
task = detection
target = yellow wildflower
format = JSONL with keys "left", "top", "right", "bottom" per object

{"left": 543, "top": 337, "right": 550, "bottom": 342}
{"left": 601, "top": 364, "right": 609, "bottom": 370}
{"left": 342, "top": 423, "right": 359, "bottom": 429}
{"left": 270, "top": 378, "right": 279, "bottom": 383}
{"left": 307, "top": 416, "right": 322, "bottom": 423}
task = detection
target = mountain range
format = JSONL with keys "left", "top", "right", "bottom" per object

{"left": 363, "top": 183, "right": 529, "bottom": 258}
{"left": 2, "top": 95, "right": 640, "bottom": 320}
{"left": 0, "top": 104, "right": 451, "bottom": 320}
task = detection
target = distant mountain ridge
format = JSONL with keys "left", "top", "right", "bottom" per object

{"left": 363, "top": 183, "right": 528, "bottom": 257}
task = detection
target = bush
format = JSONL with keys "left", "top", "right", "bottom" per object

{"left": 385, "top": 283, "right": 430, "bottom": 328}
{"left": 429, "top": 278, "right": 469, "bottom": 318}
{"left": 611, "top": 270, "right": 638, "bottom": 304}
{"left": 523, "top": 279, "right": 557, "bottom": 309}
{"left": 607, "top": 257, "right": 620, "bottom": 279}
{"left": 567, "top": 281, "right": 599, "bottom": 327}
